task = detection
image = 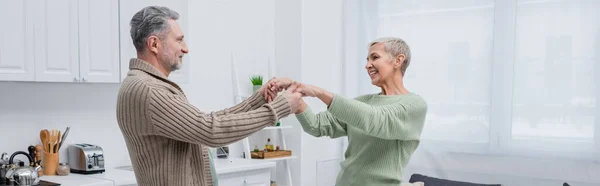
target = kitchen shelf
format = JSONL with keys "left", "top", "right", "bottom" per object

{"left": 231, "top": 56, "right": 294, "bottom": 185}
{"left": 254, "top": 156, "right": 298, "bottom": 161}
{"left": 262, "top": 126, "right": 292, "bottom": 130}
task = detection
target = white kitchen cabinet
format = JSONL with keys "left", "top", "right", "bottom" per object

{"left": 78, "top": 0, "right": 121, "bottom": 83}
{"left": 0, "top": 0, "right": 35, "bottom": 81}
{"left": 218, "top": 169, "right": 272, "bottom": 186}
{"left": 33, "top": 0, "right": 80, "bottom": 82}
{"left": 215, "top": 158, "right": 275, "bottom": 186}
{"left": 218, "top": 174, "right": 246, "bottom": 186}
{"left": 32, "top": 0, "right": 120, "bottom": 83}
{"left": 119, "top": 0, "right": 189, "bottom": 84}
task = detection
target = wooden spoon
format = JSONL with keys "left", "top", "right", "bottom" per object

{"left": 55, "top": 131, "right": 61, "bottom": 154}
{"left": 40, "top": 130, "right": 49, "bottom": 153}
{"left": 50, "top": 130, "right": 56, "bottom": 154}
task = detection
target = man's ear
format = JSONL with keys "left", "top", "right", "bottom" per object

{"left": 395, "top": 54, "right": 405, "bottom": 69}
{"left": 147, "top": 36, "right": 160, "bottom": 55}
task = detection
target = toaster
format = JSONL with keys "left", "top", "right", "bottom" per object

{"left": 67, "top": 143, "right": 105, "bottom": 174}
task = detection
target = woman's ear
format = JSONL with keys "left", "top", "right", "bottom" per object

{"left": 395, "top": 54, "right": 405, "bottom": 69}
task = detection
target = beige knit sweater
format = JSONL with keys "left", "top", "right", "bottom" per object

{"left": 116, "top": 58, "right": 291, "bottom": 186}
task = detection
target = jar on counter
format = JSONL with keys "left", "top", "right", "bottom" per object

{"left": 57, "top": 163, "right": 70, "bottom": 176}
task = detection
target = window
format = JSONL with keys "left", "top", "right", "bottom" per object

{"left": 356, "top": 0, "right": 496, "bottom": 144}
{"left": 350, "top": 0, "right": 600, "bottom": 157}
{"left": 511, "top": 0, "right": 598, "bottom": 143}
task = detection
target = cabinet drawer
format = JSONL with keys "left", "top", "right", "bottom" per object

{"left": 244, "top": 169, "right": 270, "bottom": 185}
{"left": 217, "top": 168, "right": 271, "bottom": 186}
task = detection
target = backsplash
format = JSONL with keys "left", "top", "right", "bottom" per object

{"left": 0, "top": 82, "right": 131, "bottom": 168}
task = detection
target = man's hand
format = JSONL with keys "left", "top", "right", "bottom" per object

{"left": 259, "top": 77, "right": 278, "bottom": 102}
{"left": 282, "top": 82, "right": 304, "bottom": 114}
{"left": 296, "top": 98, "right": 307, "bottom": 114}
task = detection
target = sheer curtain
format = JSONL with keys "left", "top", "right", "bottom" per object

{"left": 344, "top": 0, "right": 600, "bottom": 185}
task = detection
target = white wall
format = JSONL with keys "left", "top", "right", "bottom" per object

{"left": 0, "top": 82, "right": 129, "bottom": 168}
{"left": 188, "top": 1, "right": 349, "bottom": 186}
{"left": 273, "top": 0, "right": 303, "bottom": 185}
{"left": 0, "top": 1, "right": 348, "bottom": 186}
{"left": 0, "top": 0, "right": 277, "bottom": 169}
{"left": 187, "top": 0, "right": 348, "bottom": 185}
{"left": 300, "top": 0, "right": 346, "bottom": 185}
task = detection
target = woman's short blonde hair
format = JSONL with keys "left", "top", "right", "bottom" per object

{"left": 369, "top": 37, "right": 411, "bottom": 76}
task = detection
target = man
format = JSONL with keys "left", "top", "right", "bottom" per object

{"left": 116, "top": 6, "right": 303, "bottom": 186}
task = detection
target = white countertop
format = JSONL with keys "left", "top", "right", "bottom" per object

{"left": 87, "top": 168, "right": 138, "bottom": 186}
{"left": 38, "top": 158, "right": 275, "bottom": 186}
{"left": 40, "top": 174, "right": 114, "bottom": 186}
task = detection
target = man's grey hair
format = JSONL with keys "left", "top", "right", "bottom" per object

{"left": 130, "top": 6, "right": 180, "bottom": 52}
{"left": 369, "top": 37, "right": 411, "bottom": 76}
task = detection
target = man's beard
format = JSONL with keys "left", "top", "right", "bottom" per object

{"left": 160, "top": 50, "right": 181, "bottom": 72}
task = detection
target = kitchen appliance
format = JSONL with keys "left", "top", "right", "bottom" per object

{"left": 67, "top": 144, "right": 104, "bottom": 174}
{"left": 5, "top": 151, "right": 41, "bottom": 185}
{"left": 0, "top": 153, "right": 8, "bottom": 184}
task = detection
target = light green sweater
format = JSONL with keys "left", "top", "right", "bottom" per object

{"left": 296, "top": 93, "right": 427, "bottom": 186}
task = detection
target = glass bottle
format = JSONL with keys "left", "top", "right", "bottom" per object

{"left": 265, "top": 138, "right": 273, "bottom": 151}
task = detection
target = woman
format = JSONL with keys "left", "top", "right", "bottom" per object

{"left": 269, "top": 37, "right": 428, "bottom": 186}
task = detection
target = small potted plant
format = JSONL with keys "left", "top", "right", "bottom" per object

{"left": 250, "top": 75, "right": 263, "bottom": 92}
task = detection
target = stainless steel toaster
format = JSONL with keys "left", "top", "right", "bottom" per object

{"left": 67, "top": 143, "right": 105, "bottom": 174}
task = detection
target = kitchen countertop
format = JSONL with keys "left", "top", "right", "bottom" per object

{"left": 38, "top": 158, "right": 275, "bottom": 186}
{"left": 39, "top": 174, "right": 113, "bottom": 186}
{"left": 87, "top": 167, "right": 138, "bottom": 186}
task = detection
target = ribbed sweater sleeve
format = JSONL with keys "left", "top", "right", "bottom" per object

{"left": 295, "top": 105, "right": 347, "bottom": 138}
{"left": 213, "top": 90, "right": 268, "bottom": 117}
{"left": 147, "top": 88, "right": 291, "bottom": 147}
{"left": 327, "top": 94, "right": 427, "bottom": 140}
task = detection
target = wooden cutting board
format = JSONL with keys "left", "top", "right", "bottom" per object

{"left": 251, "top": 150, "right": 292, "bottom": 159}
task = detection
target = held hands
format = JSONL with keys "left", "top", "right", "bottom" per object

{"left": 258, "top": 77, "right": 319, "bottom": 102}
{"left": 282, "top": 83, "right": 305, "bottom": 114}
{"left": 267, "top": 77, "right": 321, "bottom": 97}
{"left": 259, "top": 77, "right": 279, "bottom": 102}
{"left": 267, "top": 77, "right": 333, "bottom": 108}
{"left": 259, "top": 77, "right": 304, "bottom": 114}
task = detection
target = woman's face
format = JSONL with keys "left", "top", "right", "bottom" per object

{"left": 365, "top": 43, "right": 402, "bottom": 87}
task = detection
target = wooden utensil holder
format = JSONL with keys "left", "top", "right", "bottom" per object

{"left": 43, "top": 151, "right": 59, "bottom": 175}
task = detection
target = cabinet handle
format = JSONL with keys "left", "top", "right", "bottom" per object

{"left": 74, "top": 77, "right": 79, "bottom": 82}
{"left": 82, "top": 77, "right": 87, "bottom": 82}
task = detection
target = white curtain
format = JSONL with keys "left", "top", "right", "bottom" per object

{"left": 344, "top": 0, "right": 600, "bottom": 185}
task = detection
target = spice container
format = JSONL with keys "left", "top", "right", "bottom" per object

{"left": 57, "top": 163, "right": 70, "bottom": 176}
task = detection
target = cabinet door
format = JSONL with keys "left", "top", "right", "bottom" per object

{"left": 119, "top": 0, "right": 189, "bottom": 84}
{"left": 218, "top": 173, "right": 245, "bottom": 186}
{"left": 245, "top": 183, "right": 269, "bottom": 186}
{"left": 78, "top": 0, "right": 120, "bottom": 83}
{"left": 34, "top": 0, "right": 80, "bottom": 82}
{"left": 0, "top": 0, "right": 35, "bottom": 81}
{"left": 244, "top": 169, "right": 271, "bottom": 186}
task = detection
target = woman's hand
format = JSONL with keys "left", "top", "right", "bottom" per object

{"left": 294, "top": 84, "right": 322, "bottom": 97}
{"left": 295, "top": 83, "right": 333, "bottom": 107}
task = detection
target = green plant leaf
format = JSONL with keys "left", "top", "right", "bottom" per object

{"left": 249, "top": 75, "right": 263, "bottom": 85}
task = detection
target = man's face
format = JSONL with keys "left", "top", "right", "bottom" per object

{"left": 159, "top": 19, "right": 188, "bottom": 72}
